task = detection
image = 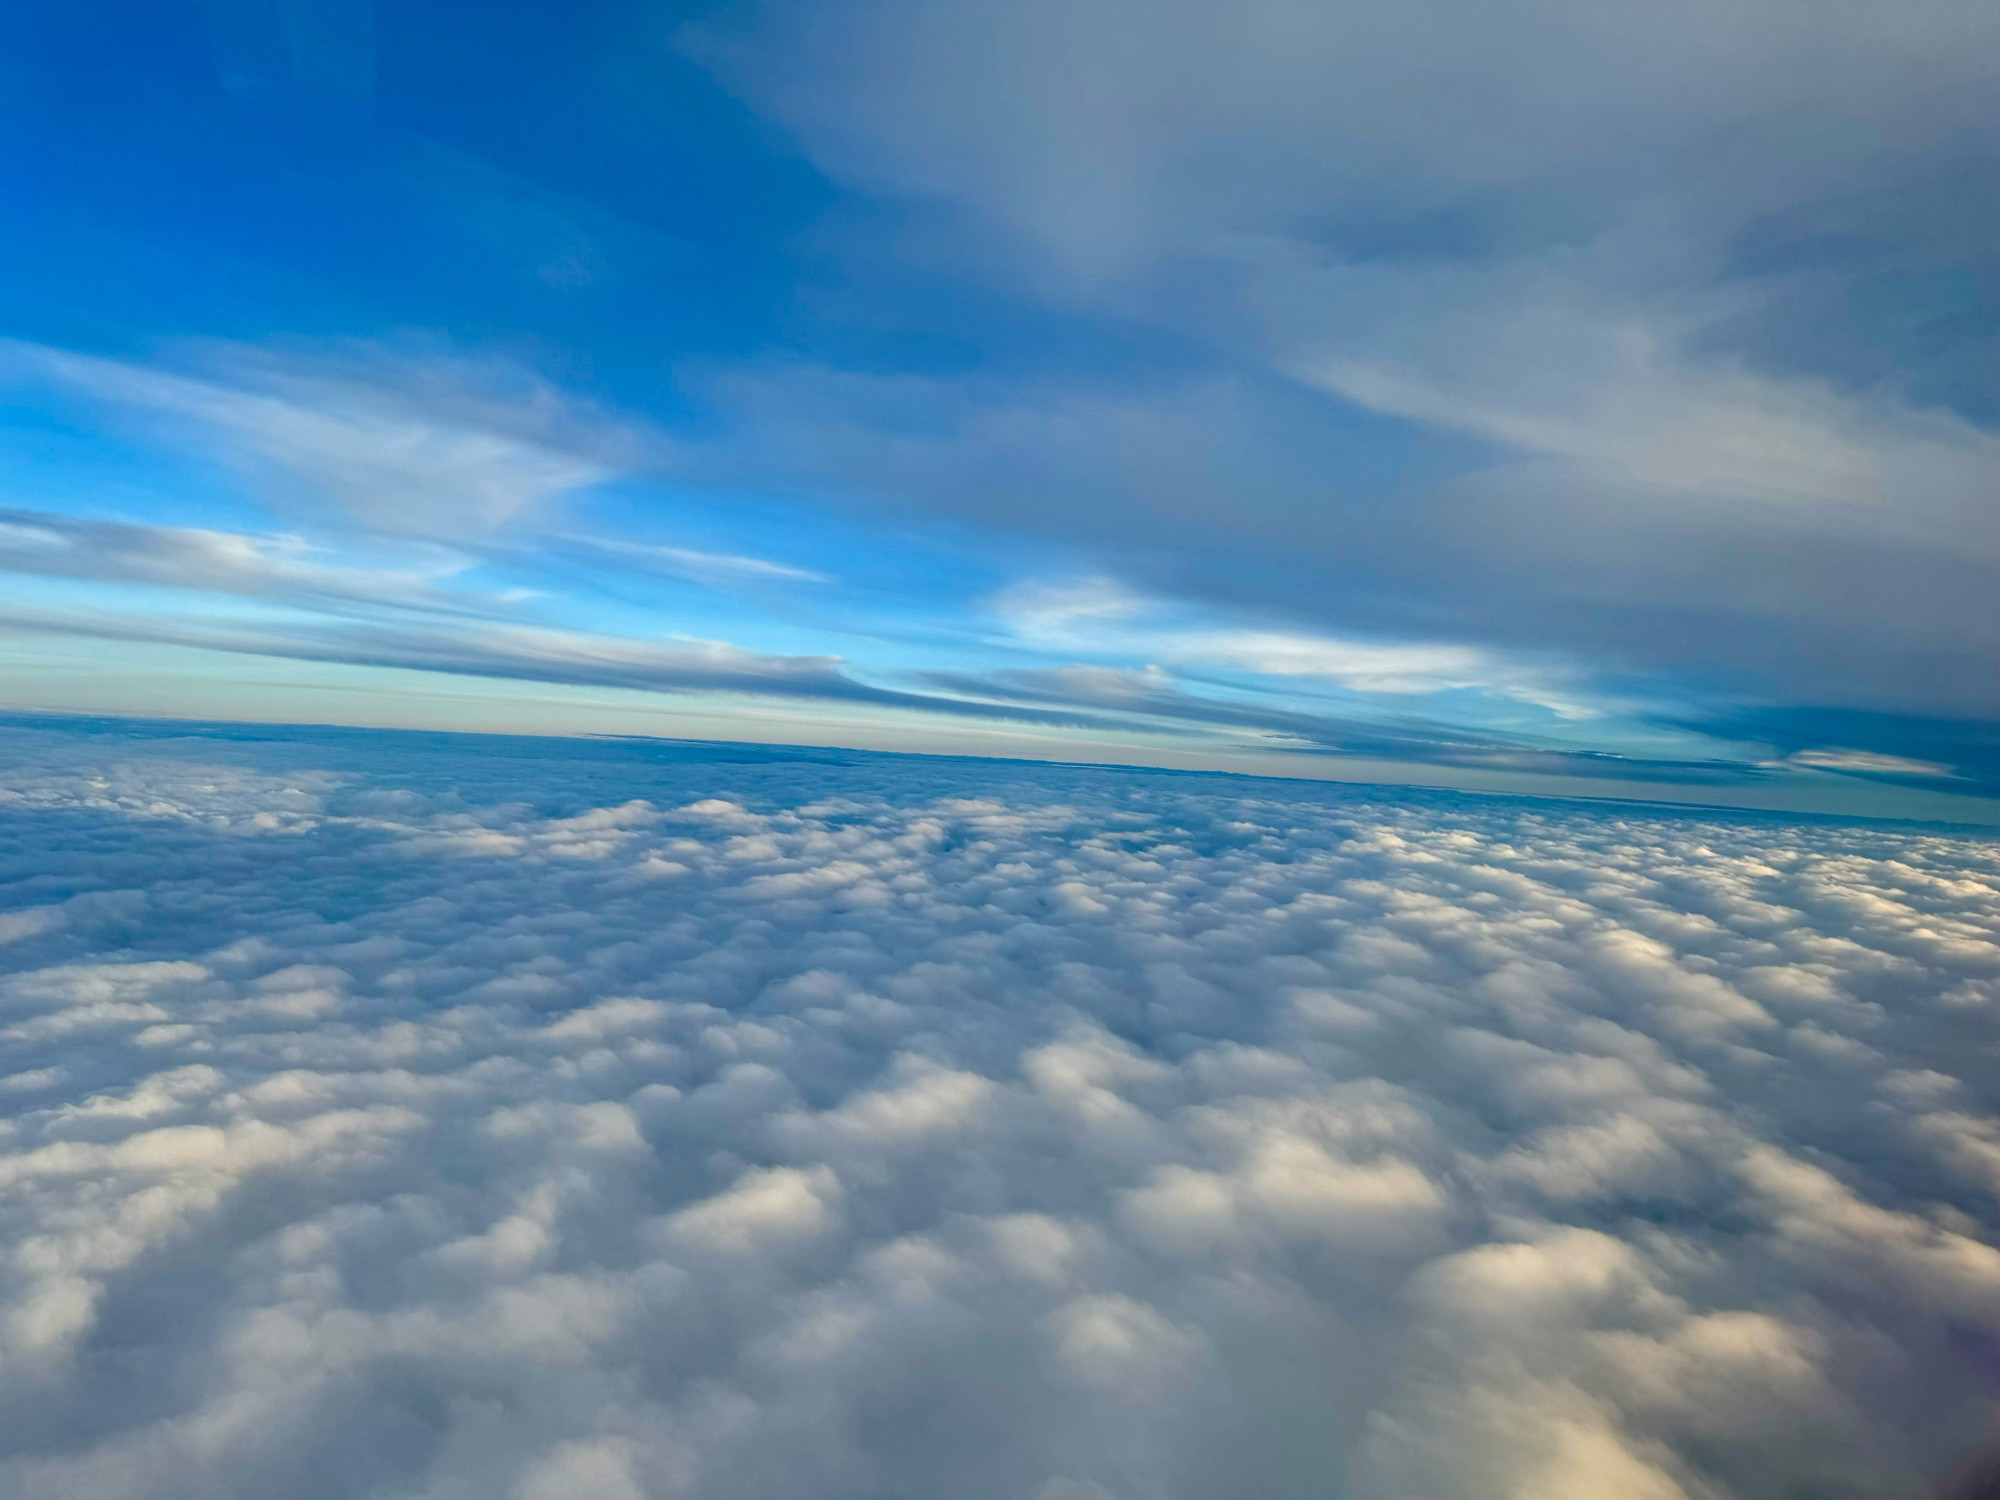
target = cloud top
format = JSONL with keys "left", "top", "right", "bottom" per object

{"left": 0, "top": 719, "right": 1995, "bottom": 1497}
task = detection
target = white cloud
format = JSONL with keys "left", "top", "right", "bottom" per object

{"left": 0, "top": 505, "right": 495, "bottom": 616}
{"left": 6, "top": 340, "right": 631, "bottom": 540}
{"left": 0, "top": 719, "right": 1996, "bottom": 1496}
{"left": 665, "top": 1164, "right": 845, "bottom": 1256}
{"left": 1044, "top": 1292, "right": 1205, "bottom": 1404}
{"left": 992, "top": 575, "right": 1149, "bottom": 640}
{"left": 1786, "top": 748, "right": 1959, "bottom": 778}
{"left": 1286, "top": 277, "right": 2000, "bottom": 513}
{"left": 563, "top": 535, "right": 830, "bottom": 587}
{"left": 991, "top": 576, "right": 1593, "bottom": 716}
{"left": 1165, "top": 630, "right": 1497, "bottom": 692}
{"left": 0, "top": 602, "right": 987, "bottom": 714}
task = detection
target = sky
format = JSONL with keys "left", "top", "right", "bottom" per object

{"left": 2, "top": 0, "right": 1998, "bottom": 819}
{"left": 1, "top": 717, "right": 1999, "bottom": 1498}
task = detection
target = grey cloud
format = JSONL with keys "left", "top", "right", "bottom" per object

{"left": 0, "top": 719, "right": 1998, "bottom": 1497}
{"left": 674, "top": 0, "right": 2000, "bottom": 723}
{"left": 665, "top": 342, "right": 2000, "bottom": 722}
{"left": 0, "top": 505, "right": 1118, "bottom": 731}
{"left": 0, "top": 603, "right": 1129, "bottom": 729}
{"left": 1678, "top": 706, "right": 2000, "bottom": 796}
{"left": 697, "top": 0, "right": 1999, "bottom": 349}
{"left": 920, "top": 665, "right": 1762, "bottom": 783}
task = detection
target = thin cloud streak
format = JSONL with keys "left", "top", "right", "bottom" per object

{"left": 920, "top": 665, "right": 1763, "bottom": 783}
{"left": 0, "top": 604, "right": 1133, "bottom": 730}
{"left": 554, "top": 534, "right": 831, "bottom": 587}
{"left": 0, "top": 507, "right": 500, "bottom": 618}
{"left": 4, "top": 340, "right": 636, "bottom": 541}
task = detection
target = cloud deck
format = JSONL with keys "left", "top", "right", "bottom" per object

{"left": 0, "top": 720, "right": 1996, "bottom": 1499}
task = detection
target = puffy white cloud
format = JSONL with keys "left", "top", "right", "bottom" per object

{"left": 0, "top": 718, "right": 1996, "bottom": 1497}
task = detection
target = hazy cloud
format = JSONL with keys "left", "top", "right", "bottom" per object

{"left": 674, "top": 0, "right": 2000, "bottom": 722}
{"left": 0, "top": 506, "right": 494, "bottom": 616}
{"left": 919, "top": 665, "right": 1748, "bottom": 784}
{"left": 556, "top": 535, "right": 830, "bottom": 587}
{"left": 6, "top": 340, "right": 635, "bottom": 540}
{"left": 0, "top": 603, "right": 1143, "bottom": 732}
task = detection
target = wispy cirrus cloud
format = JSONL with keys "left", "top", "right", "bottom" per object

{"left": 0, "top": 485, "right": 1650, "bottom": 767}
{"left": 4, "top": 340, "right": 636, "bottom": 541}
{"left": 921, "top": 664, "right": 1755, "bottom": 782}
{"left": 0, "top": 601, "right": 1136, "bottom": 729}
{"left": 553, "top": 533, "right": 830, "bottom": 587}
{"left": 1781, "top": 747, "right": 1958, "bottom": 779}
{"left": 0, "top": 506, "right": 500, "bottom": 617}
{"left": 1279, "top": 261, "right": 2000, "bottom": 514}
{"left": 992, "top": 575, "right": 1591, "bottom": 711}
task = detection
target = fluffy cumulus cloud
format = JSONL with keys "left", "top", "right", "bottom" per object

{"left": 0, "top": 718, "right": 1998, "bottom": 1499}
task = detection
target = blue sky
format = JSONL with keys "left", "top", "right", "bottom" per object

{"left": 2, "top": 0, "right": 1997, "bottom": 819}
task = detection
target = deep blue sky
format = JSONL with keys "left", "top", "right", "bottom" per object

{"left": 2, "top": 0, "right": 1997, "bottom": 819}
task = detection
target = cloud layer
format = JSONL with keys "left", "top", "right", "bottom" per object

{"left": 677, "top": 0, "right": 2000, "bottom": 719}
{"left": 0, "top": 719, "right": 1996, "bottom": 1498}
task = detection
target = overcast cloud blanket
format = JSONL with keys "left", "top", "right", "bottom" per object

{"left": 0, "top": 719, "right": 1996, "bottom": 1500}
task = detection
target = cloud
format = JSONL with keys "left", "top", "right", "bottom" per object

{"left": 0, "top": 506, "right": 495, "bottom": 617}
{"left": 1784, "top": 748, "right": 1960, "bottom": 779}
{"left": 991, "top": 576, "right": 1149, "bottom": 639}
{"left": 658, "top": 346, "right": 2000, "bottom": 730}
{"left": 0, "top": 718, "right": 1997, "bottom": 1497}
{"left": 1681, "top": 707, "right": 2000, "bottom": 797}
{"left": 557, "top": 535, "right": 829, "bottom": 587}
{"left": 668, "top": 0, "right": 2000, "bottom": 727}
{"left": 918, "top": 664, "right": 1748, "bottom": 783}
{"left": 0, "top": 601, "right": 1151, "bottom": 734}
{"left": 1299, "top": 319, "right": 1999, "bottom": 511}
{"left": 694, "top": 0, "right": 2000, "bottom": 284}
{"left": 0, "top": 497, "right": 1653, "bottom": 757}
{"left": 5, "top": 340, "right": 634, "bottom": 540}
{"left": 991, "top": 578, "right": 1587, "bottom": 707}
